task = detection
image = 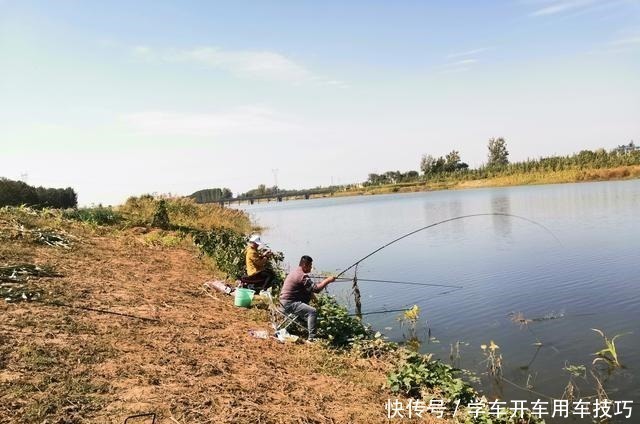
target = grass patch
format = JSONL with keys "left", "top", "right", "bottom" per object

{"left": 118, "top": 195, "right": 251, "bottom": 233}
{"left": 63, "top": 206, "right": 122, "bottom": 226}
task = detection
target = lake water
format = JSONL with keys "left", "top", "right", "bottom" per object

{"left": 236, "top": 180, "right": 639, "bottom": 414}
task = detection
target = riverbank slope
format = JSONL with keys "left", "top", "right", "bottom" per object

{"left": 0, "top": 208, "right": 438, "bottom": 423}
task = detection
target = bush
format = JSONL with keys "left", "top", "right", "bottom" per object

{"left": 192, "top": 227, "right": 247, "bottom": 279}
{"left": 387, "top": 350, "right": 475, "bottom": 405}
{"left": 315, "top": 295, "right": 369, "bottom": 348}
{"left": 351, "top": 332, "right": 398, "bottom": 358}
{"left": 63, "top": 206, "right": 122, "bottom": 226}
{"left": 151, "top": 199, "right": 170, "bottom": 229}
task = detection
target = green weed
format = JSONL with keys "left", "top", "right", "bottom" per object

{"left": 592, "top": 328, "right": 627, "bottom": 368}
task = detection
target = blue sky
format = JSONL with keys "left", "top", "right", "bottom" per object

{"left": 1, "top": 0, "right": 639, "bottom": 205}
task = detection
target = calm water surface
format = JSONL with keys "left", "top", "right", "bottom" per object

{"left": 237, "top": 180, "right": 639, "bottom": 409}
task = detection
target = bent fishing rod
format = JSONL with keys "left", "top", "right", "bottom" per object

{"left": 335, "top": 212, "right": 562, "bottom": 279}
{"left": 310, "top": 275, "right": 463, "bottom": 289}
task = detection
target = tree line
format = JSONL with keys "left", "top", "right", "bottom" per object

{"left": 191, "top": 139, "right": 639, "bottom": 199}
{"left": 0, "top": 178, "right": 78, "bottom": 208}
{"left": 238, "top": 184, "right": 332, "bottom": 199}
{"left": 364, "top": 138, "right": 639, "bottom": 186}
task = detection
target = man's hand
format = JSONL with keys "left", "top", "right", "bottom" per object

{"left": 317, "top": 275, "right": 336, "bottom": 291}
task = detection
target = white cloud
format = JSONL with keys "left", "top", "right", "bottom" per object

{"left": 608, "top": 36, "right": 640, "bottom": 46}
{"left": 527, "top": 0, "right": 635, "bottom": 17}
{"left": 132, "top": 45, "right": 153, "bottom": 57}
{"left": 448, "top": 59, "right": 477, "bottom": 66}
{"left": 530, "top": 0, "right": 598, "bottom": 16}
{"left": 172, "top": 47, "right": 311, "bottom": 82}
{"left": 123, "top": 106, "right": 298, "bottom": 137}
{"left": 447, "top": 47, "right": 492, "bottom": 59}
{"left": 130, "top": 45, "right": 345, "bottom": 86}
{"left": 588, "top": 30, "right": 640, "bottom": 54}
{"left": 438, "top": 58, "right": 479, "bottom": 74}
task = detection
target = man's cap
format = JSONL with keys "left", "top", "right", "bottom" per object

{"left": 248, "top": 234, "right": 263, "bottom": 245}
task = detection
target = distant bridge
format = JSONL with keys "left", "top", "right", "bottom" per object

{"left": 217, "top": 189, "right": 336, "bottom": 206}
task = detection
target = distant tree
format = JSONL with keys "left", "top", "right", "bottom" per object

{"left": 444, "top": 150, "right": 460, "bottom": 172}
{"left": 432, "top": 157, "right": 446, "bottom": 174}
{"left": 420, "top": 154, "right": 436, "bottom": 175}
{"left": 367, "top": 173, "right": 385, "bottom": 185}
{"left": 190, "top": 188, "right": 234, "bottom": 203}
{"left": 384, "top": 171, "right": 402, "bottom": 184}
{"left": 0, "top": 178, "right": 76, "bottom": 208}
{"left": 487, "top": 137, "right": 509, "bottom": 167}
{"left": 405, "top": 170, "right": 420, "bottom": 180}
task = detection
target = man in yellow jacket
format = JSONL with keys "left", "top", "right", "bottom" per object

{"left": 241, "top": 234, "right": 275, "bottom": 290}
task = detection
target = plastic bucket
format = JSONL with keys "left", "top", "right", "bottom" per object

{"left": 234, "top": 288, "right": 255, "bottom": 308}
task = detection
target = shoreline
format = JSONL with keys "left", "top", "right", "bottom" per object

{"left": 238, "top": 165, "right": 640, "bottom": 205}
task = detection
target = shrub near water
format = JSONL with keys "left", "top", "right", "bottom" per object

{"left": 192, "top": 227, "right": 247, "bottom": 279}
{"left": 315, "top": 295, "right": 369, "bottom": 347}
{"left": 386, "top": 349, "right": 544, "bottom": 423}
{"left": 387, "top": 350, "right": 475, "bottom": 404}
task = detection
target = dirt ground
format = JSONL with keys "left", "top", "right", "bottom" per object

{"left": 0, "top": 224, "right": 444, "bottom": 423}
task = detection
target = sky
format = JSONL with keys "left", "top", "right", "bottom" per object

{"left": 1, "top": 0, "right": 639, "bottom": 205}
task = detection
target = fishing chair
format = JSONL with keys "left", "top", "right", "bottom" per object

{"left": 262, "top": 291, "right": 307, "bottom": 335}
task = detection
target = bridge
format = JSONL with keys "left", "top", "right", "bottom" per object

{"left": 217, "top": 189, "right": 336, "bottom": 206}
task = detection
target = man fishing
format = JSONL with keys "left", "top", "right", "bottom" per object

{"left": 240, "top": 234, "right": 275, "bottom": 291}
{"left": 279, "top": 255, "right": 336, "bottom": 342}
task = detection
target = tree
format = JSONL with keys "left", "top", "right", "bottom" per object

{"left": 420, "top": 154, "right": 436, "bottom": 175}
{"left": 444, "top": 150, "right": 461, "bottom": 172}
{"left": 487, "top": 137, "right": 509, "bottom": 168}
{"left": 405, "top": 170, "right": 419, "bottom": 180}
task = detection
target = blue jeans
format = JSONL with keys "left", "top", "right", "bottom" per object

{"left": 282, "top": 301, "right": 317, "bottom": 340}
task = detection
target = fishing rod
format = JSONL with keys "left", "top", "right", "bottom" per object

{"left": 348, "top": 307, "right": 413, "bottom": 317}
{"left": 310, "top": 275, "right": 463, "bottom": 289}
{"left": 336, "top": 212, "right": 561, "bottom": 279}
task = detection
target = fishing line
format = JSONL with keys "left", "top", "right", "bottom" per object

{"left": 348, "top": 307, "right": 412, "bottom": 317}
{"left": 310, "top": 275, "right": 463, "bottom": 289}
{"left": 336, "top": 212, "right": 562, "bottom": 278}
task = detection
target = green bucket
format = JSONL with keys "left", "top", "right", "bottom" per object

{"left": 234, "top": 288, "right": 255, "bottom": 308}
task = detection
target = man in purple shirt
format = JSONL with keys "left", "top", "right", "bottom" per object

{"left": 279, "top": 255, "right": 336, "bottom": 341}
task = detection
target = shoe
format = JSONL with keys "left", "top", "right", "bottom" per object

{"left": 305, "top": 338, "right": 316, "bottom": 345}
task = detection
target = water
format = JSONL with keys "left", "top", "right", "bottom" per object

{"left": 236, "top": 180, "right": 639, "bottom": 411}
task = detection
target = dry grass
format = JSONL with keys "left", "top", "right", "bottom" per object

{"left": 117, "top": 195, "right": 253, "bottom": 233}
{"left": 0, "top": 209, "right": 442, "bottom": 423}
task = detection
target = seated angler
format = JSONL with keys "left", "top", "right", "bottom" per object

{"left": 239, "top": 234, "right": 276, "bottom": 291}
{"left": 279, "top": 255, "right": 336, "bottom": 342}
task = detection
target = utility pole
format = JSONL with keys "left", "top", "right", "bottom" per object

{"left": 271, "top": 168, "right": 279, "bottom": 193}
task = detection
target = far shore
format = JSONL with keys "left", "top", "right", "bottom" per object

{"left": 237, "top": 165, "right": 640, "bottom": 205}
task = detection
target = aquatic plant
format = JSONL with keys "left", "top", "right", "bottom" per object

{"left": 592, "top": 328, "right": 627, "bottom": 368}
{"left": 398, "top": 305, "right": 420, "bottom": 338}
{"left": 480, "top": 341, "right": 503, "bottom": 379}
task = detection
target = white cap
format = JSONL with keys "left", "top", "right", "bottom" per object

{"left": 248, "top": 234, "right": 263, "bottom": 246}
